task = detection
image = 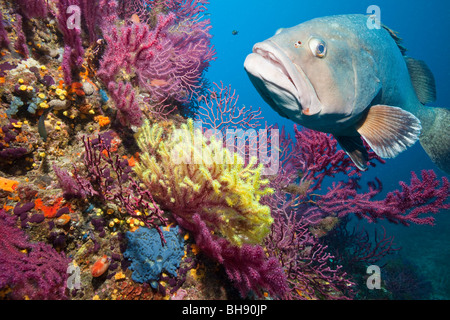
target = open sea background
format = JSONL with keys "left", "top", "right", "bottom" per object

{"left": 205, "top": 0, "right": 450, "bottom": 299}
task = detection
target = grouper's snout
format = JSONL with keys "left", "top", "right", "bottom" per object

{"left": 244, "top": 40, "right": 322, "bottom": 118}
{"left": 244, "top": 43, "right": 301, "bottom": 118}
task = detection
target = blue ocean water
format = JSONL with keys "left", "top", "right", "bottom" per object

{"left": 206, "top": 0, "right": 450, "bottom": 299}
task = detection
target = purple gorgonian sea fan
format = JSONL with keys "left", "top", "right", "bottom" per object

{"left": 98, "top": 1, "right": 215, "bottom": 118}
{"left": 0, "top": 209, "right": 71, "bottom": 300}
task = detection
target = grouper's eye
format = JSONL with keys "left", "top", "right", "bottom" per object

{"left": 309, "top": 38, "right": 327, "bottom": 58}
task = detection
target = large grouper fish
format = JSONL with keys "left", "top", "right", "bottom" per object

{"left": 244, "top": 14, "right": 449, "bottom": 173}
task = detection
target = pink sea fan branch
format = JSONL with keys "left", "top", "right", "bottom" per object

{"left": 98, "top": 18, "right": 168, "bottom": 84}
{"left": 272, "top": 125, "right": 449, "bottom": 227}
{"left": 290, "top": 125, "right": 385, "bottom": 191}
{"left": 15, "top": 0, "right": 48, "bottom": 20}
{"left": 13, "top": 15, "right": 29, "bottom": 58}
{"left": 56, "top": 0, "right": 85, "bottom": 84}
{"left": 0, "top": 12, "right": 10, "bottom": 49}
{"left": 108, "top": 82, "right": 143, "bottom": 127}
{"left": 0, "top": 210, "right": 71, "bottom": 300}
{"left": 174, "top": 213, "right": 288, "bottom": 298}
{"left": 195, "top": 81, "right": 263, "bottom": 132}
{"left": 99, "top": 9, "right": 214, "bottom": 111}
{"left": 120, "top": 0, "right": 209, "bottom": 24}
{"left": 136, "top": 16, "right": 215, "bottom": 104}
{"left": 164, "top": 0, "right": 209, "bottom": 20}
{"left": 97, "top": 13, "right": 174, "bottom": 86}
{"left": 264, "top": 193, "right": 355, "bottom": 300}
{"left": 98, "top": 0, "right": 119, "bottom": 27}
{"left": 308, "top": 170, "right": 449, "bottom": 226}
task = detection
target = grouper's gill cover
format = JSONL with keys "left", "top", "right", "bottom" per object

{"left": 244, "top": 14, "right": 449, "bottom": 174}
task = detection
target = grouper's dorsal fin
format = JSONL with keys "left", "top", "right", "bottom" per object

{"left": 382, "top": 24, "right": 407, "bottom": 55}
{"left": 405, "top": 56, "right": 437, "bottom": 104}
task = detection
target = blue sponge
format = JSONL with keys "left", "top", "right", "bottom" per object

{"left": 124, "top": 226, "right": 184, "bottom": 288}
{"left": 6, "top": 97, "right": 24, "bottom": 117}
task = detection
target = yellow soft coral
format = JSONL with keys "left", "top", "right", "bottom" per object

{"left": 134, "top": 119, "right": 274, "bottom": 246}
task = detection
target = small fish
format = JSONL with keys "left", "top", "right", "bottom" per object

{"left": 38, "top": 106, "right": 54, "bottom": 142}
{"left": 131, "top": 13, "right": 140, "bottom": 24}
{"left": 244, "top": 14, "right": 449, "bottom": 173}
{"left": 149, "top": 78, "right": 169, "bottom": 87}
{"left": 232, "top": 30, "right": 239, "bottom": 36}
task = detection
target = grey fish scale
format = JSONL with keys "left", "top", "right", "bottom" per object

{"left": 419, "top": 108, "right": 450, "bottom": 174}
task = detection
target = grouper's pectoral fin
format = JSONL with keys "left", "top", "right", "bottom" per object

{"left": 334, "top": 135, "right": 369, "bottom": 171}
{"left": 356, "top": 105, "right": 422, "bottom": 159}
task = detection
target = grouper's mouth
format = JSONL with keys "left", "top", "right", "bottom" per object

{"left": 244, "top": 40, "right": 322, "bottom": 116}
